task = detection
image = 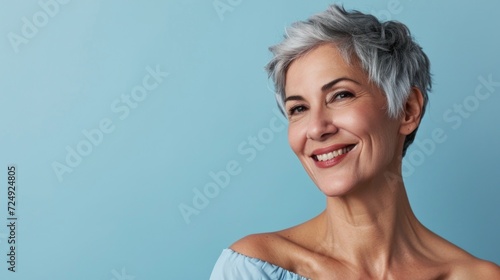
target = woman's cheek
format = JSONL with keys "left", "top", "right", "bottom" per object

{"left": 288, "top": 122, "right": 306, "bottom": 155}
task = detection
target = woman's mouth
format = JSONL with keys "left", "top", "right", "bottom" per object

{"left": 312, "top": 144, "right": 356, "bottom": 167}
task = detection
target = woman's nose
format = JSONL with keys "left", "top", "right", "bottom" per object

{"left": 305, "top": 108, "right": 338, "bottom": 141}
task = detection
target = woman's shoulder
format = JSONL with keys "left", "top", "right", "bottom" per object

{"left": 427, "top": 232, "right": 500, "bottom": 278}
{"left": 227, "top": 219, "right": 330, "bottom": 277}
{"left": 209, "top": 233, "right": 310, "bottom": 280}
{"left": 226, "top": 232, "right": 313, "bottom": 278}
{"left": 229, "top": 231, "right": 296, "bottom": 267}
{"left": 227, "top": 229, "right": 355, "bottom": 279}
{"left": 447, "top": 257, "right": 500, "bottom": 279}
{"left": 421, "top": 232, "right": 499, "bottom": 278}
{"left": 229, "top": 218, "right": 321, "bottom": 268}
{"left": 209, "top": 247, "right": 308, "bottom": 280}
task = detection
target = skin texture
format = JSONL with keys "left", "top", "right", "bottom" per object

{"left": 230, "top": 44, "right": 500, "bottom": 279}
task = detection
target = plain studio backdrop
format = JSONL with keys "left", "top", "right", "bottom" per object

{"left": 0, "top": 0, "right": 499, "bottom": 279}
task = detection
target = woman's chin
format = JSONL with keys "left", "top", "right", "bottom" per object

{"left": 315, "top": 180, "right": 359, "bottom": 197}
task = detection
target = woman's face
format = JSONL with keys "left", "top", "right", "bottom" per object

{"left": 284, "top": 44, "right": 405, "bottom": 196}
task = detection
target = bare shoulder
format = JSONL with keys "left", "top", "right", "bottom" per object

{"left": 229, "top": 231, "right": 296, "bottom": 268}
{"left": 423, "top": 229, "right": 500, "bottom": 278}
{"left": 449, "top": 257, "right": 500, "bottom": 279}
{"left": 229, "top": 215, "right": 320, "bottom": 258}
{"left": 229, "top": 232, "right": 282, "bottom": 258}
{"left": 228, "top": 217, "right": 325, "bottom": 275}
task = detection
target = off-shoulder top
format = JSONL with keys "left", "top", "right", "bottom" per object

{"left": 210, "top": 249, "right": 309, "bottom": 279}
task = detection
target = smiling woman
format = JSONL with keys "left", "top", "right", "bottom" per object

{"left": 283, "top": 44, "right": 408, "bottom": 199}
{"left": 209, "top": 4, "right": 500, "bottom": 280}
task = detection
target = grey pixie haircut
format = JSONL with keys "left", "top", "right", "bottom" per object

{"left": 265, "top": 4, "right": 431, "bottom": 156}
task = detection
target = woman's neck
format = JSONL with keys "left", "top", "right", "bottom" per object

{"left": 315, "top": 176, "right": 428, "bottom": 276}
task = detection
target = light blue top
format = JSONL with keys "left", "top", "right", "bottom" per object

{"left": 210, "top": 249, "right": 309, "bottom": 280}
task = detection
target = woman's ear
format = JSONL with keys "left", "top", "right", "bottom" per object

{"left": 400, "top": 87, "right": 424, "bottom": 136}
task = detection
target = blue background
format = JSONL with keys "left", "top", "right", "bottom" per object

{"left": 0, "top": 0, "right": 499, "bottom": 279}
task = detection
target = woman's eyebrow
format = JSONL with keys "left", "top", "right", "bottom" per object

{"left": 284, "top": 95, "right": 305, "bottom": 103}
{"left": 321, "top": 77, "right": 359, "bottom": 92}
{"left": 285, "top": 77, "right": 360, "bottom": 103}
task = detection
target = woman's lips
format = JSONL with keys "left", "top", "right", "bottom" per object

{"left": 312, "top": 144, "right": 356, "bottom": 168}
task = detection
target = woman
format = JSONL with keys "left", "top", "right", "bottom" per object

{"left": 210, "top": 5, "right": 500, "bottom": 279}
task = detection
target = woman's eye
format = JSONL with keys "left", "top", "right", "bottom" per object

{"left": 288, "top": 105, "right": 307, "bottom": 116}
{"left": 331, "top": 91, "right": 354, "bottom": 101}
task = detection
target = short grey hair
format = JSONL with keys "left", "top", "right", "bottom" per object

{"left": 265, "top": 4, "right": 432, "bottom": 156}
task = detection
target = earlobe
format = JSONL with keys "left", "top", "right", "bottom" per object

{"left": 399, "top": 87, "right": 424, "bottom": 136}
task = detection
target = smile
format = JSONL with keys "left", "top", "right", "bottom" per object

{"left": 313, "top": 144, "right": 355, "bottom": 162}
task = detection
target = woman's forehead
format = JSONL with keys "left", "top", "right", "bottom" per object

{"left": 284, "top": 45, "right": 368, "bottom": 95}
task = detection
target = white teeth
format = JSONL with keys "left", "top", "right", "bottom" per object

{"left": 315, "top": 146, "right": 354, "bottom": 162}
